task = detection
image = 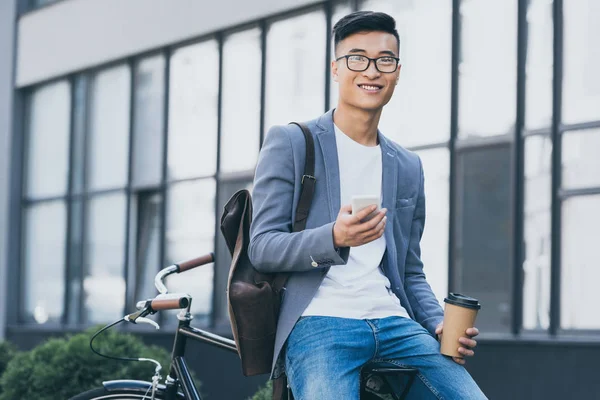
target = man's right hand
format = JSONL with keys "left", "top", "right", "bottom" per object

{"left": 333, "top": 204, "right": 387, "bottom": 248}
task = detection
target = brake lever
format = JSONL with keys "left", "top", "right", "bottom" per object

{"left": 136, "top": 317, "right": 160, "bottom": 330}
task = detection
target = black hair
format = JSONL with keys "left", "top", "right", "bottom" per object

{"left": 332, "top": 11, "right": 400, "bottom": 55}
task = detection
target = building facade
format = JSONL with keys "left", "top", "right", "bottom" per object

{"left": 1, "top": 0, "right": 599, "bottom": 398}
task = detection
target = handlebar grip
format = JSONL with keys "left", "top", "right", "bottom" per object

{"left": 177, "top": 253, "right": 215, "bottom": 272}
{"left": 150, "top": 296, "right": 190, "bottom": 311}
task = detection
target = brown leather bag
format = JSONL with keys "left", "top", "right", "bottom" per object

{"left": 220, "top": 122, "right": 315, "bottom": 378}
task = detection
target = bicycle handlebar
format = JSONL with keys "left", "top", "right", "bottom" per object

{"left": 177, "top": 252, "right": 215, "bottom": 272}
{"left": 150, "top": 296, "right": 190, "bottom": 311}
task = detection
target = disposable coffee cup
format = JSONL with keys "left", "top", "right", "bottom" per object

{"left": 440, "top": 293, "right": 481, "bottom": 358}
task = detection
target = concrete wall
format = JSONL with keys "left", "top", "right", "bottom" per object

{"left": 16, "top": 0, "right": 320, "bottom": 87}
{"left": 0, "top": 0, "right": 17, "bottom": 340}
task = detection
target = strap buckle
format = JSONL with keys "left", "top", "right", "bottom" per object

{"left": 301, "top": 175, "right": 316, "bottom": 184}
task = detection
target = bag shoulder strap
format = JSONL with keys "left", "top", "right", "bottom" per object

{"left": 289, "top": 122, "right": 315, "bottom": 233}
{"left": 272, "top": 122, "right": 316, "bottom": 293}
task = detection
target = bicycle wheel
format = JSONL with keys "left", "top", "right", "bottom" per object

{"left": 69, "top": 386, "right": 172, "bottom": 400}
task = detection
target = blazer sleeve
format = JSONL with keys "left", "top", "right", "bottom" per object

{"left": 248, "top": 125, "right": 349, "bottom": 273}
{"left": 404, "top": 156, "right": 444, "bottom": 336}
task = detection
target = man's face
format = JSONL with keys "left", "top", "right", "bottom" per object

{"left": 332, "top": 30, "right": 401, "bottom": 112}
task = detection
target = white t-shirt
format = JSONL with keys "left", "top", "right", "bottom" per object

{"left": 302, "top": 124, "right": 410, "bottom": 320}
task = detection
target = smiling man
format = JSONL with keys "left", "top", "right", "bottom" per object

{"left": 249, "top": 11, "right": 487, "bottom": 399}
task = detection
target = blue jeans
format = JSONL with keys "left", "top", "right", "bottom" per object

{"left": 285, "top": 316, "right": 487, "bottom": 400}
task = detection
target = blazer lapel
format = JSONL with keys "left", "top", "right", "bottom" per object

{"left": 315, "top": 110, "right": 340, "bottom": 222}
{"left": 379, "top": 133, "right": 398, "bottom": 255}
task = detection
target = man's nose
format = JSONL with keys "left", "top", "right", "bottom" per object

{"left": 362, "top": 60, "right": 381, "bottom": 79}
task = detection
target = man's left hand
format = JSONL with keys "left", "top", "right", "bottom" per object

{"left": 435, "top": 322, "right": 479, "bottom": 365}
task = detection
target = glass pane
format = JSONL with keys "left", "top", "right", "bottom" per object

{"left": 458, "top": 0, "right": 517, "bottom": 138}
{"left": 165, "top": 179, "right": 216, "bottom": 323}
{"left": 523, "top": 135, "right": 552, "bottom": 330}
{"left": 23, "top": 201, "right": 66, "bottom": 324}
{"left": 330, "top": 3, "right": 352, "bottom": 110}
{"left": 88, "top": 65, "right": 131, "bottom": 191}
{"left": 26, "top": 80, "right": 70, "bottom": 198}
{"left": 360, "top": 0, "right": 452, "bottom": 147}
{"left": 454, "top": 145, "right": 512, "bottom": 332}
{"left": 129, "top": 192, "right": 163, "bottom": 304}
{"left": 415, "top": 148, "right": 449, "bottom": 305}
{"left": 220, "top": 28, "right": 262, "bottom": 173}
{"left": 525, "top": 0, "right": 553, "bottom": 130}
{"left": 562, "top": 1, "right": 600, "bottom": 124}
{"left": 561, "top": 195, "right": 600, "bottom": 329}
{"left": 71, "top": 76, "right": 87, "bottom": 195}
{"left": 84, "top": 193, "right": 127, "bottom": 323}
{"left": 132, "top": 55, "right": 166, "bottom": 187}
{"left": 265, "top": 10, "right": 326, "bottom": 129}
{"left": 562, "top": 130, "right": 600, "bottom": 190}
{"left": 168, "top": 41, "right": 219, "bottom": 180}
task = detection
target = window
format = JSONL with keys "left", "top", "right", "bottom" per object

{"left": 415, "top": 148, "right": 450, "bottom": 305}
{"left": 458, "top": 0, "right": 517, "bottom": 138}
{"left": 361, "top": 0, "right": 453, "bottom": 147}
{"left": 561, "top": 129, "right": 600, "bottom": 190}
{"left": 87, "top": 65, "right": 131, "bottom": 191}
{"left": 561, "top": 195, "right": 600, "bottom": 329}
{"left": 522, "top": 135, "right": 552, "bottom": 330}
{"left": 165, "top": 180, "right": 216, "bottom": 324}
{"left": 454, "top": 145, "right": 512, "bottom": 332}
{"left": 22, "top": 201, "right": 67, "bottom": 324}
{"left": 562, "top": 0, "right": 600, "bottom": 124}
{"left": 525, "top": 0, "right": 554, "bottom": 130}
{"left": 265, "top": 10, "right": 326, "bottom": 129}
{"left": 132, "top": 55, "right": 166, "bottom": 188}
{"left": 168, "top": 41, "right": 219, "bottom": 180}
{"left": 26, "top": 81, "right": 71, "bottom": 199}
{"left": 220, "top": 28, "right": 262, "bottom": 173}
{"left": 329, "top": 2, "right": 352, "bottom": 110}
{"left": 83, "top": 193, "right": 127, "bottom": 324}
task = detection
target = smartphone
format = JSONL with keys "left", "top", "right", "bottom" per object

{"left": 351, "top": 195, "right": 381, "bottom": 220}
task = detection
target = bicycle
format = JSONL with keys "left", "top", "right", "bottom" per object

{"left": 70, "top": 252, "right": 417, "bottom": 400}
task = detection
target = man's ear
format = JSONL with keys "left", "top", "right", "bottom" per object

{"left": 331, "top": 59, "right": 339, "bottom": 82}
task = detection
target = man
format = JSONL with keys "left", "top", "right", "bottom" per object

{"left": 248, "top": 11, "right": 487, "bottom": 399}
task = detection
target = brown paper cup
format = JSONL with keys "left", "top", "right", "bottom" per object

{"left": 440, "top": 293, "right": 481, "bottom": 358}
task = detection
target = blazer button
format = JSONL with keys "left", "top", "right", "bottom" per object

{"left": 311, "top": 261, "right": 319, "bottom": 267}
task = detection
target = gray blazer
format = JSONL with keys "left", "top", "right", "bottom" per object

{"left": 248, "top": 109, "right": 444, "bottom": 378}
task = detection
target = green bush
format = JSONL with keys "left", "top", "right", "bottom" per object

{"left": 249, "top": 379, "right": 272, "bottom": 400}
{"left": 0, "top": 341, "right": 18, "bottom": 395}
{"left": 0, "top": 326, "right": 172, "bottom": 400}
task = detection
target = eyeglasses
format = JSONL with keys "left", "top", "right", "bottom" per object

{"left": 335, "top": 54, "right": 400, "bottom": 73}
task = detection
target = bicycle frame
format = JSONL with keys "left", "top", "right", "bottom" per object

{"left": 162, "top": 310, "right": 238, "bottom": 400}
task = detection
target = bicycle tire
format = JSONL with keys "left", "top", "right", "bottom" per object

{"left": 69, "top": 386, "right": 171, "bottom": 400}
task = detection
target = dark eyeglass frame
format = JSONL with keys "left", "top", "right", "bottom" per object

{"left": 335, "top": 54, "right": 400, "bottom": 73}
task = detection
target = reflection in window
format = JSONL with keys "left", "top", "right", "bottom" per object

{"left": 454, "top": 146, "right": 512, "bottom": 332}
{"left": 458, "top": 0, "right": 517, "bottom": 137}
{"left": 130, "top": 192, "right": 163, "bottom": 304}
{"left": 562, "top": 130, "right": 600, "bottom": 190}
{"left": 415, "top": 148, "right": 449, "bottom": 305}
{"left": 361, "top": 0, "right": 452, "bottom": 147}
{"left": 265, "top": 11, "right": 326, "bottom": 129}
{"left": 525, "top": 0, "right": 553, "bottom": 130}
{"left": 168, "top": 41, "right": 219, "bottom": 180}
{"left": 330, "top": 3, "right": 352, "bottom": 110}
{"left": 84, "top": 193, "right": 127, "bottom": 323}
{"left": 88, "top": 65, "right": 131, "bottom": 191}
{"left": 165, "top": 179, "right": 216, "bottom": 323}
{"left": 523, "top": 135, "right": 552, "bottom": 330}
{"left": 71, "top": 76, "right": 87, "bottom": 195}
{"left": 26, "top": 81, "right": 71, "bottom": 199}
{"left": 563, "top": 0, "right": 600, "bottom": 124}
{"left": 23, "top": 201, "right": 66, "bottom": 324}
{"left": 132, "top": 55, "right": 166, "bottom": 188}
{"left": 220, "top": 28, "right": 262, "bottom": 173}
{"left": 561, "top": 195, "right": 600, "bottom": 329}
